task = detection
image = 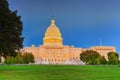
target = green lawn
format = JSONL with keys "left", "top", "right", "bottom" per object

{"left": 0, "top": 65, "right": 120, "bottom": 80}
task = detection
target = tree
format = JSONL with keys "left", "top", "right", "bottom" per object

{"left": 16, "top": 52, "right": 24, "bottom": 64}
{"left": 108, "top": 52, "right": 119, "bottom": 65}
{"left": 97, "top": 56, "right": 107, "bottom": 65}
{"left": 0, "top": 0, "right": 24, "bottom": 58}
{"left": 80, "top": 50, "right": 101, "bottom": 64}
{"left": 22, "top": 52, "right": 34, "bottom": 64}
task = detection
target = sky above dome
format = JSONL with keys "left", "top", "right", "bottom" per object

{"left": 8, "top": 0, "right": 120, "bottom": 54}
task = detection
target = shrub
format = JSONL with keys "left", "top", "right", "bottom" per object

{"left": 4, "top": 52, "right": 34, "bottom": 64}
{"left": 22, "top": 52, "right": 34, "bottom": 64}
{"left": 4, "top": 56, "right": 17, "bottom": 64}
{"left": 108, "top": 52, "right": 119, "bottom": 65}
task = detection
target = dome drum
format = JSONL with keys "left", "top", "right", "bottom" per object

{"left": 44, "top": 38, "right": 62, "bottom": 45}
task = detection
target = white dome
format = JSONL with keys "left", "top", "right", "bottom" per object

{"left": 43, "top": 17, "right": 63, "bottom": 46}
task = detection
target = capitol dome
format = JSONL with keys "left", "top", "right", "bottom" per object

{"left": 43, "top": 17, "right": 63, "bottom": 46}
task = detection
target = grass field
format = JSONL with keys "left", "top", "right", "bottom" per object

{"left": 0, "top": 65, "right": 120, "bottom": 80}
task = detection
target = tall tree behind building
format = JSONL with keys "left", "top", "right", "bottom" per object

{"left": 0, "top": 0, "right": 24, "bottom": 57}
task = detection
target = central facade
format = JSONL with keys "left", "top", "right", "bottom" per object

{"left": 23, "top": 17, "right": 84, "bottom": 64}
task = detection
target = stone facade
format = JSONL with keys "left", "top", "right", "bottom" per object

{"left": 22, "top": 17, "right": 115, "bottom": 64}
{"left": 23, "top": 45, "right": 84, "bottom": 64}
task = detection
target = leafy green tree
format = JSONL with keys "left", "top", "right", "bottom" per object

{"left": 16, "top": 52, "right": 24, "bottom": 64}
{"left": 22, "top": 52, "right": 34, "bottom": 64}
{"left": 97, "top": 56, "right": 107, "bottom": 65}
{"left": 0, "top": 0, "right": 24, "bottom": 58}
{"left": 108, "top": 52, "right": 119, "bottom": 65}
{"left": 80, "top": 50, "right": 101, "bottom": 64}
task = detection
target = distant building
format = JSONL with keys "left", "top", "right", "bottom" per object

{"left": 87, "top": 46, "right": 115, "bottom": 60}
{"left": 22, "top": 17, "right": 115, "bottom": 64}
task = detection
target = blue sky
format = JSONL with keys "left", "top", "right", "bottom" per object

{"left": 8, "top": 0, "right": 120, "bottom": 53}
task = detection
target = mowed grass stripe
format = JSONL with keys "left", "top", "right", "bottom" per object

{"left": 0, "top": 65, "right": 120, "bottom": 80}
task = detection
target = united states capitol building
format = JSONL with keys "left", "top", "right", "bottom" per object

{"left": 22, "top": 17, "right": 115, "bottom": 65}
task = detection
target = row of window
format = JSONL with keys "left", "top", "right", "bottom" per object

{"left": 42, "top": 58, "right": 65, "bottom": 61}
{"left": 95, "top": 49, "right": 113, "bottom": 50}
{"left": 42, "top": 57, "right": 78, "bottom": 61}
